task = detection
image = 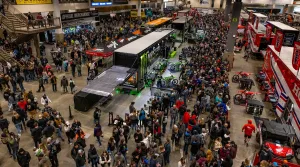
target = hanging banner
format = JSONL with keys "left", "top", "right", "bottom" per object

{"left": 292, "top": 41, "right": 300, "bottom": 70}
{"left": 266, "top": 24, "right": 272, "bottom": 40}
{"left": 16, "top": 0, "right": 52, "bottom": 4}
{"left": 255, "top": 17, "right": 259, "bottom": 29}
{"left": 274, "top": 30, "right": 284, "bottom": 53}
{"left": 130, "top": 10, "right": 146, "bottom": 18}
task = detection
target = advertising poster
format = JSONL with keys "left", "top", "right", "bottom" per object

{"left": 292, "top": 41, "right": 300, "bottom": 70}
{"left": 266, "top": 24, "right": 272, "bottom": 40}
{"left": 274, "top": 30, "right": 284, "bottom": 53}
{"left": 16, "top": 0, "right": 52, "bottom": 4}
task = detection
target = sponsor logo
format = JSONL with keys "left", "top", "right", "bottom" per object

{"left": 292, "top": 84, "right": 300, "bottom": 101}
{"left": 107, "top": 41, "right": 118, "bottom": 48}
{"left": 293, "top": 44, "right": 300, "bottom": 65}
{"left": 127, "top": 36, "right": 137, "bottom": 41}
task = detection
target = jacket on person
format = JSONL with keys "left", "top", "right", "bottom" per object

{"left": 0, "top": 118, "right": 9, "bottom": 130}
{"left": 242, "top": 120, "right": 255, "bottom": 136}
{"left": 31, "top": 126, "right": 42, "bottom": 140}
{"left": 17, "top": 149, "right": 31, "bottom": 167}
{"left": 61, "top": 78, "right": 68, "bottom": 87}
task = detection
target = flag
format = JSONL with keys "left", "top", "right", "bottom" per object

{"left": 255, "top": 17, "right": 259, "bottom": 29}
{"left": 274, "top": 30, "right": 284, "bottom": 53}
{"left": 292, "top": 41, "right": 300, "bottom": 70}
{"left": 266, "top": 24, "right": 272, "bottom": 40}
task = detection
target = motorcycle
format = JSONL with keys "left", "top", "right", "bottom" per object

{"left": 234, "top": 90, "right": 261, "bottom": 105}
{"left": 232, "top": 71, "right": 252, "bottom": 83}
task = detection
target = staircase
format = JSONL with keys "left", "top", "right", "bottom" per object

{"left": 0, "top": 0, "right": 61, "bottom": 34}
{"left": 0, "top": 48, "right": 24, "bottom": 68}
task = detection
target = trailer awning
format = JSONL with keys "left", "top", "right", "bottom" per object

{"left": 81, "top": 66, "right": 131, "bottom": 97}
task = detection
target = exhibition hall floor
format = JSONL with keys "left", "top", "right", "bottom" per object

{"left": 0, "top": 43, "right": 271, "bottom": 167}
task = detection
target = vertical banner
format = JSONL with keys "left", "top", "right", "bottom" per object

{"left": 255, "top": 17, "right": 259, "bottom": 29}
{"left": 266, "top": 24, "right": 272, "bottom": 41}
{"left": 275, "top": 31, "right": 284, "bottom": 53}
{"left": 292, "top": 41, "right": 300, "bottom": 70}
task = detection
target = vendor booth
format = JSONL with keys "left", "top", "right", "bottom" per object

{"left": 114, "top": 29, "right": 175, "bottom": 93}
{"left": 246, "top": 13, "right": 269, "bottom": 58}
{"left": 145, "top": 17, "right": 173, "bottom": 29}
{"left": 172, "top": 16, "right": 193, "bottom": 43}
{"left": 262, "top": 45, "right": 300, "bottom": 143}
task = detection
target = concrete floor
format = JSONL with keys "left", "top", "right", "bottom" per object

{"left": 0, "top": 41, "right": 273, "bottom": 167}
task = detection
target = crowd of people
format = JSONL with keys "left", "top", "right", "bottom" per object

{"left": 0, "top": 8, "right": 289, "bottom": 167}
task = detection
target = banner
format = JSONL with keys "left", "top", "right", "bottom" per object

{"left": 255, "top": 17, "right": 259, "bottom": 29}
{"left": 274, "top": 30, "right": 284, "bottom": 53}
{"left": 61, "top": 11, "right": 98, "bottom": 21}
{"left": 292, "top": 41, "right": 300, "bottom": 70}
{"left": 16, "top": 0, "right": 52, "bottom": 4}
{"left": 266, "top": 24, "right": 272, "bottom": 40}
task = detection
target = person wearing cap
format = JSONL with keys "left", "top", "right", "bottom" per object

{"left": 17, "top": 148, "right": 31, "bottom": 167}
{"left": 242, "top": 120, "right": 256, "bottom": 147}
{"left": 41, "top": 94, "right": 51, "bottom": 106}
{"left": 65, "top": 121, "right": 75, "bottom": 145}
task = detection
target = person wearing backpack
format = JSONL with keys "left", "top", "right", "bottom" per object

{"left": 17, "top": 148, "right": 31, "bottom": 167}
{"left": 88, "top": 144, "right": 99, "bottom": 167}
{"left": 183, "top": 129, "right": 191, "bottom": 155}
{"left": 69, "top": 78, "right": 76, "bottom": 94}
{"left": 47, "top": 137, "right": 60, "bottom": 167}
{"left": 8, "top": 132, "right": 20, "bottom": 160}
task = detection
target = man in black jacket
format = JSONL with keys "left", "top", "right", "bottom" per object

{"left": 17, "top": 148, "right": 31, "bottom": 167}
{"left": 0, "top": 115, "right": 9, "bottom": 131}
{"left": 259, "top": 145, "right": 272, "bottom": 162}
{"left": 31, "top": 123, "right": 42, "bottom": 148}
{"left": 42, "top": 122, "right": 55, "bottom": 138}
{"left": 75, "top": 149, "right": 86, "bottom": 167}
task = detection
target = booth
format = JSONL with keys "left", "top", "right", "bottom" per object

{"left": 114, "top": 29, "right": 174, "bottom": 93}
{"left": 267, "top": 21, "right": 299, "bottom": 47}
{"left": 262, "top": 45, "right": 300, "bottom": 142}
{"left": 172, "top": 16, "right": 193, "bottom": 43}
{"left": 246, "top": 13, "right": 268, "bottom": 57}
{"left": 145, "top": 17, "right": 173, "bottom": 29}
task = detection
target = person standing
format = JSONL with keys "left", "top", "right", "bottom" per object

{"left": 12, "top": 112, "right": 23, "bottom": 136}
{"left": 17, "top": 148, "right": 31, "bottom": 167}
{"left": 8, "top": 132, "right": 20, "bottom": 160}
{"left": 31, "top": 123, "right": 43, "bottom": 148}
{"left": 75, "top": 149, "right": 86, "bottom": 167}
{"left": 69, "top": 78, "right": 76, "bottom": 94}
{"left": 37, "top": 76, "right": 45, "bottom": 92}
{"left": 0, "top": 115, "right": 9, "bottom": 131}
{"left": 16, "top": 73, "right": 25, "bottom": 92}
{"left": 94, "top": 123, "right": 103, "bottom": 146}
{"left": 70, "top": 59, "right": 76, "bottom": 78}
{"left": 164, "top": 138, "right": 171, "bottom": 165}
{"left": 88, "top": 144, "right": 99, "bottom": 167}
{"left": 129, "top": 102, "right": 136, "bottom": 113}
{"left": 242, "top": 120, "right": 255, "bottom": 147}
{"left": 1, "top": 128, "right": 12, "bottom": 156}
{"left": 61, "top": 76, "right": 68, "bottom": 93}
{"left": 50, "top": 75, "right": 57, "bottom": 92}
{"left": 77, "top": 63, "right": 82, "bottom": 77}
{"left": 93, "top": 107, "right": 101, "bottom": 124}
{"left": 47, "top": 137, "right": 60, "bottom": 167}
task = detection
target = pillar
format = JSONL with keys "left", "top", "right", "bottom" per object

{"left": 53, "top": 0, "right": 64, "bottom": 44}
{"left": 224, "top": 0, "right": 232, "bottom": 22}
{"left": 211, "top": 0, "right": 215, "bottom": 8}
{"left": 161, "top": 0, "right": 164, "bottom": 13}
{"left": 138, "top": 0, "right": 141, "bottom": 18}
{"left": 287, "top": 6, "right": 295, "bottom": 14}
{"left": 225, "top": 0, "right": 242, "bottom": 71}
{"left": 33, "top": 34, "right": 41, "bottom": 58}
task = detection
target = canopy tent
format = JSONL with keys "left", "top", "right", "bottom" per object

{"left": 85, "top": 48, "right": 113, "bottom": 58}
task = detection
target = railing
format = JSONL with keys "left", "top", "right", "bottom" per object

{"left": 0, "top": 48, "right": 24, "bottom": 69}
{"left": 3, "top": 0, "right": 28, "bottom": 25}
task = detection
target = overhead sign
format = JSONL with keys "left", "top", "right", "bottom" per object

{"left": 113, "top": 0, "right": 128, "bottom": 4}
{"left": 16, "top": 0, "right": 52, "bottom": 4}
{"left": 61, "top": 11, "right": 99, "bottom": 21}
{"left": 91, "top": 0, "right": 112, "bottom": 6}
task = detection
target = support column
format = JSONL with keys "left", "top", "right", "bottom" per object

{"left": 53, "top": 0, "right": 64, "bottom": 44}
{"left": 138, "top": 0, "right": 141, "bottom": 18}
{"left": 224, "top": 0, "right": 232, "bottom": 22}
{"left": 161, "top": 0, "right": 164, "bottom": 13}
{"left": 287, "top": 6, "right": 295, "bottom": 14}
{"left": 211, "top": 0, "right": 215, "bottom": 8}
{"left": 224, "top": 0, "right": 242, "bottom": 71}
{"left": 33, "top": 34, "right": 41, "bottom": 58}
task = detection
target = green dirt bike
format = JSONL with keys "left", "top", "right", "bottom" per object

{"left": 160, "top": 75, "right": 178, "bottom": 88}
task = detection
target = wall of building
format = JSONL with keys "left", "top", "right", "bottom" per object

{"left": 13, "top": 3, "right": 90, "bottom": 13}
